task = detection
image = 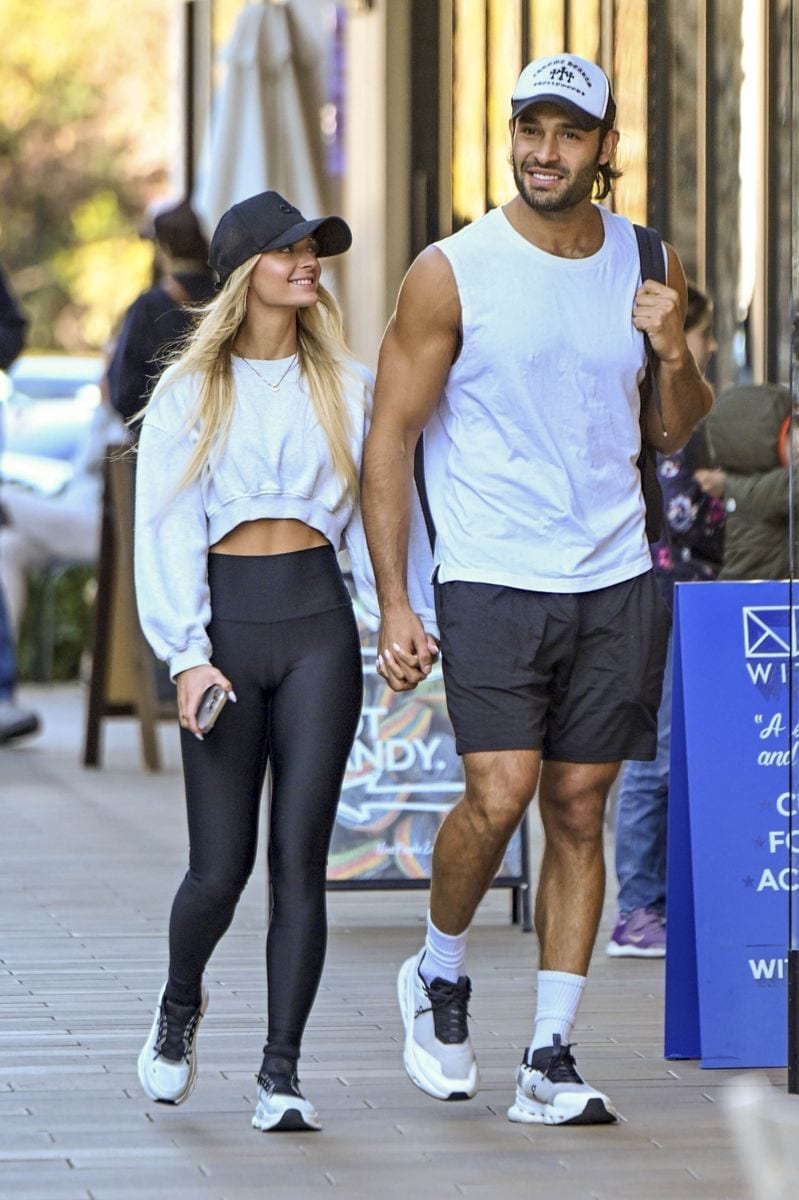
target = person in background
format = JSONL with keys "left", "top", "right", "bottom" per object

{"left": 107, "top": 198, "right": 216, "bottom": 434}
{"left": 0, "top": 377, "right": 125, "bottom": 636}
{"left": 133, "top": 190, "right": 436, "bottom": 1132}
{"left": 701, "top": 381, "right": 792, "bottom": 581}
{"left": 0, "top": 262, "right": 25, "bottom": 369}
{"left": 607, "top": 284, "right": 724, "bottom": 957}
{"left": 0, "top": 260, "right": 40, "bottom": 745}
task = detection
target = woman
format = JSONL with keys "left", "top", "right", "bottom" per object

{"left": 134, "top": 191, "right": 436, "bottom": 1131}
{"left": 607, "top": 284, "right": 725, "bottom": 958}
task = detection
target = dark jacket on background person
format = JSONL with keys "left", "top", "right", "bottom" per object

{"left": 106, "top": 270, "right": 216, "bottom": 429}
{"left": 0, "top": 264, "right": 26, "bottom": 371}
{"left": 705, "top": 383, "right": 792, "bottom": 581}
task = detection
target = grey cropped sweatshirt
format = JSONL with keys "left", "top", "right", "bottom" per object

{"left": 133, "top": 356, "right": 437, "bottom": 679}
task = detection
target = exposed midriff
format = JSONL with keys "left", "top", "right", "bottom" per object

{"left": 209, "top": 518, "right": 329, "bottom": 556}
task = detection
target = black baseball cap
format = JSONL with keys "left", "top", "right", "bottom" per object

{"left": 209, "top": 191, "right": 352, "bottom": 285}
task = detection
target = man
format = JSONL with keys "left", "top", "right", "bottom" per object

{"left": 0, "top": 260, "right": 40, "bottom": 745}
{"left": 361, "top": 54, "right": 712, "bottom": 1125}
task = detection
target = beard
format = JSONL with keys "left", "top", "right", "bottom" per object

{"left": 512, "top": 150, "right": 601, "bottom": 213}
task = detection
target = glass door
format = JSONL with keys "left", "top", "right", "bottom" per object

{"left": 788, "top": 0, "right": 799, "bottom": 1093}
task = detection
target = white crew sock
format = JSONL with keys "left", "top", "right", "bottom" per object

{"left": 529, "top": 970, "right": 586, "bottom": 1054}
{"left": 419, "top": 911, "right": 469, "bottom": 984}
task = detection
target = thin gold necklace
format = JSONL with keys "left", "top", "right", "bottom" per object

{"left": 236, "top": 351, "right": 298, "bottom": 392}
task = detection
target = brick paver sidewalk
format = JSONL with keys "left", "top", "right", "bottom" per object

{"left": 0, "top": 684, "right": 777, "bottom": 1199}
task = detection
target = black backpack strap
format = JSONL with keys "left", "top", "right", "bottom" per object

{"left": 633, "top": 223, "right": 666, "bottom": 425}
{"left": 414, "top": 433, "right": 436, "bottom": 552}
{"left": 634, "top": 223, "right": 665, "bottom": 285}
{"left": 633, "top": 223, "right": 668, "bottom": 543}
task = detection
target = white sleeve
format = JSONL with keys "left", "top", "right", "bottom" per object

{"left": 342, "top": 483, "right": 439, "bottom": 640}
{"left": 134, "top": 417, "right": 212, "bottom": 679}
{"left": 406, "top": 485, "right": 439, "bottom": 638}
{"left": 341, "top": 495, "right": 379, "bottom": 620}
{"left": 342, "top": 370, "right": 439, "bottom": 638}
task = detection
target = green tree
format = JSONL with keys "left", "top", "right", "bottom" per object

{"left": 0, "top": 0, "right": 176, "bottom": 351}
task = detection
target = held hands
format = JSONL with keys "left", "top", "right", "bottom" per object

{"left": 632, "top": 280, "right": 686, "bottom": 364}
{"left": 376, "top": 605, "right": 439, "bottom": 693}
{"left": 175, "top": 663, "right": 236, "bottom": 740}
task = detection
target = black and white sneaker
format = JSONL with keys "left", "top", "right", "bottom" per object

{"left": 137, "top": 983, "right": 208, "bottom": 1105}
{"left": 508, "top": 1035, "right": 617, "bottom": 1125}
{"left": 252, "top": 1057, "right": 321, "bottom": 1132}
{"left": 0, "top": 699, "right": 40, "bottom": 744}
{"left": 397, "top": 950, "right": 479, "bottom": 1101}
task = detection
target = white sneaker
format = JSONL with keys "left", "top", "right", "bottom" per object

{"left": 137, "top": 983, "right": 208, "bottom": 1105}
{"left": 397, "top": 950, "right": 479, "bottom": 1101}
{"left": 252, "top": 1060, "right": 321, "bottom": 1132}
{"left": 508, "top": 1035, "right": 618, "bottom": 1125}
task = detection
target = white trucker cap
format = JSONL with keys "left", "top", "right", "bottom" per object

{"left": 511, "top": 54, "right": 616, "bottom": 129}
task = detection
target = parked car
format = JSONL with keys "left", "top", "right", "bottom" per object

{"left": 7, "top": 354, "right": 104, "bottom": 402}
{"left": 0, "top": 354, "right": 104, "bottom": 494}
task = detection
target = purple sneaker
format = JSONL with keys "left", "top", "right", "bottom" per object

{"left": 606, "top": 906, "right": 666, "bottom": 958}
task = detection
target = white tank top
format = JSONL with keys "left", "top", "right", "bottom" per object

{"left": 424, "top": 204, "right": 652, "bottom": 593}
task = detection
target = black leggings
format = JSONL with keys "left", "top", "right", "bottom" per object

{"left": 166, "top": 546, "right": 362, "bottom": 1065}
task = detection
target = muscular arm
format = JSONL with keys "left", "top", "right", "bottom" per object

{"left": 635, "top": 243, "right": 713, "bottom": 454}
{"left": 362, "top": 247, "right": 460, "bottom": 691}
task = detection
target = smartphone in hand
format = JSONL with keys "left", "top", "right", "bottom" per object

{"left": 196, "top": 684, "right": 229, "bottom": 734}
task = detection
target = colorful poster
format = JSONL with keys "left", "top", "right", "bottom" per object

{"left": 328, "top": 589, "right": 524, "bottom": 885}
{"left": 666, "top": 581, "right": 792, "bottom": 1068}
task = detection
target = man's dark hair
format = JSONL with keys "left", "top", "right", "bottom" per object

{"left": 153, "top": 200, "right": 209, "bottom": 262}
{"left": 593, "top": 120, "right": 622, "bottom": 200}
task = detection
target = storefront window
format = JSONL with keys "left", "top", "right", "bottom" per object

{"left": 452, "top": 0, "right": 487, "bottom": 225}
{"left": 451, "top": 0, "right": 644, "bottom": 229}
{"left": 529, "top": 0, "right": 565, "bottom": 57}
{"left": 611, "top": 0, "right": 647, "bottom": 225}
{"left": 787, "top": 0, "right": 799, "bottom": 1095}
{"left": 767, "top": 0, "right": 794, "bottom": 386}
{"left": 487, "top": 0, "right": 522, "bottom": 208}
{"left": 567, "top": 0, "right": 600, "bottom": 61}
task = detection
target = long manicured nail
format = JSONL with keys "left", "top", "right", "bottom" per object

{"left": 194, "top": 733, "right": 204, "bottom": 742}
{"left": 229, "top": 691, "right": 238, "bottom": 703}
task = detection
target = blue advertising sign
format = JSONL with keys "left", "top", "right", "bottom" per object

{"left": 666, "top": 581, "right": 792, "bottom": 1068}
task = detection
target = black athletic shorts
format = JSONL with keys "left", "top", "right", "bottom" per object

{"left": 434, "top": 569, "right": 670, "bottom": 763}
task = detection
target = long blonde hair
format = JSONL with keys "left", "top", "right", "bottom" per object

{"left": 146, "top": 254, "right": 360, "bottom": 507}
